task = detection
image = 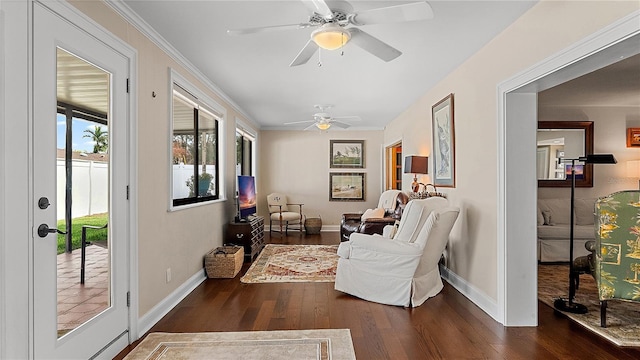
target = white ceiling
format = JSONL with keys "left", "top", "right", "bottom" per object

{"left": 539, "top": 52, "right": 640, "bottom": 108}
{"left": 121, "top": 0, "right": 537, "bottom": 130}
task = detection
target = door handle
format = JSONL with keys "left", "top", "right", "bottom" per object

{"left": 37, "top": 224, "right": 67, "bottom": 238}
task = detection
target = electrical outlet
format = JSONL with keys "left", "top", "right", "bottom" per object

{"left": 166, "top": 268, "right": 171, "bottom": 283}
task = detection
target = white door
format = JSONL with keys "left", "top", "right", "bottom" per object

{"left": 33, "top": 2, "right": 130, "bottom": 358}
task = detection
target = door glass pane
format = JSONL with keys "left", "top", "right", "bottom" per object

{"left": 56, "top": 48, "right": 110, "bottom": 338}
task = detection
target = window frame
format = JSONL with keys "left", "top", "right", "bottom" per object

{"left": 235, "top": 124, "right": 256, "bottom": 177}
{"left": 169, "top": 69, "right": 226, "bottom": 210}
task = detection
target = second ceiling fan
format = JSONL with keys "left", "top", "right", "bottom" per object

{"left": 227, "top": 0, "right": 434, "bottom": 66}
{"left": 284, "top": 104, "right": 361, "bottom": 130}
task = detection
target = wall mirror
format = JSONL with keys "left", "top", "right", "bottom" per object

{"left": 537, "top": 121, "right": 594, "bottom": 187}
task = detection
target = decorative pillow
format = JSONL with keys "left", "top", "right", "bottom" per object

{"left": 537, "top": 208, "right": 544, "bottom": 226}
{"left": 542, "top": 210, "right": 554, "bottom": 226}
{"left": 361, "top": 208, "right": 385, "bottom": 221}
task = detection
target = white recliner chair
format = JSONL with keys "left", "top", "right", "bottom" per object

{"left": 334, "top": 197, "right": 459, "bottom": 307}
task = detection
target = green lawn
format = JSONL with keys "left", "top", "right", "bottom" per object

{"left": 57, "top": 213, "right": 108, "bottom": 254}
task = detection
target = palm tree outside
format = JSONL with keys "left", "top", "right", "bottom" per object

{"left": 83, "top": 125, "right": 108, "bottom": 153}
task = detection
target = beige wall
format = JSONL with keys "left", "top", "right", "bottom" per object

{"left": 539, "top": 106, "right": 640, "bottom": 199}
{"left": 258, "top": 130, "right": 384, "bottom": 226}
{"left": 69, "top": 0, "right": 258, "bottom": 316}
{"left": 383, "top": 0, "right": 639, "bottom": 302}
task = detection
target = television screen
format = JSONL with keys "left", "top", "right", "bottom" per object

{"left": 238, "top": 175, "right": 257, "bottom": 218}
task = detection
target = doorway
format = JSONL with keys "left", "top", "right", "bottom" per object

{"left": 499, "top": 18, "right": 639, "bottom": 325}
{"left": 32, "top": 2, "right": 133, "bottom": 358}
{"left": 385, "top": 142, "right": 402, "bottom": 190}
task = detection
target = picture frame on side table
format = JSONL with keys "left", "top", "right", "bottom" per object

{"left": 330, "top": 140, "right": 365, "bottom": 168}
{"left": 432, "top": 93, "right": 455, "bottom": 187}
{"left": 329, "top": 172, "right": 365, "bottom": 201}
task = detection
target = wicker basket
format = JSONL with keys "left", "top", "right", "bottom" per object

{"left": 304, "top": 217, "right": 322, "bottom": 235}
{"left": 205, "top": 246, "right": 244, "bottom": 278}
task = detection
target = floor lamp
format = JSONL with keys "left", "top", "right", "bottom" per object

{"left": 554, "top": 154, "right": 617, "bottom": 314}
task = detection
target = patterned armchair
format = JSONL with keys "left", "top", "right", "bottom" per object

{"left": 593, "top": 190, "right": 640, "bottom": 327}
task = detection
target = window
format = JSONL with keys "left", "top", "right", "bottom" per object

{"left": 171, "top": 83, "right": 221, "bottom": 206}
{"left": 236, "top": 127, "right": 254, "bottom": 176}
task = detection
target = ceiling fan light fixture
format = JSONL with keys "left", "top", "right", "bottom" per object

{"left": 316, "top": 122, "right": 331, "bottom": 130}
{"left": 311, "top": 24, "right": 350, "bottom": 50}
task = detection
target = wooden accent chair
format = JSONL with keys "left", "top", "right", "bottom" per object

{"left": 267, "top": 193, "right": 304, "bottom": 236}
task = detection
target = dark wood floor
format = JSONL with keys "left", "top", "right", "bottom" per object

{"left": 114, "top": 231, "right": 640, "bottom": 359}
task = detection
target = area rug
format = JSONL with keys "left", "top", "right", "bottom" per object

{"left": 123, "top": 329, "right": 356, "bottom": 360}
{"left": 241, "top": 244, "right": 338, "bottom": 283}
{"left": 538, "top": 264, "right": 640, "bottom": 347}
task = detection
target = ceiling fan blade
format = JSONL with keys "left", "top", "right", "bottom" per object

{"left": 304, "top": 123, "right": 319, "bottom": 131}
{"left": 300, "top": 0, "right": 333, "bottom": 19}
{"left": 284, "top": 120, "right": 315, "bottom": 125}
{"left": 227, "top": 23, "right": 312, "bottom": 36}
{"left": 348, "top": 28, "right": 402, "bottom": 62}
{"left": 331, "top": 121, "right": 351, "bottom": 129}
{"left": 332, "top": 116, "right": 362, "bottom": 121}
{"left": 351, "top": 1, "right": 434, "bottom": 26}
{"left": 289, "top": 39, "right": 319, "bottom": 67}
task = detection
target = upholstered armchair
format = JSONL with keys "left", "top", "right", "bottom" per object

{"left": 267, "top": 193, "right": 304, "bottom": 235}
{"left": 340, "top": 190, "right": 409, "bottom": 242}
{"left": 335, "top": 197, "right": 459, "bottom": 307}
{"left": 590, "top": 190, "right": 640, "bottom": 327}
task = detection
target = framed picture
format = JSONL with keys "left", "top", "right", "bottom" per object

{"left": 432, "top": 94, "right": 455, "bottom": 187}
{"left": 330, "top": 140, "right": 365, "bottom": 168}
{"left": 329, "top": 172, "right": 365, "bottom": 201}
{"left": 627, "top": 128, "right": 640, "bottom": 147}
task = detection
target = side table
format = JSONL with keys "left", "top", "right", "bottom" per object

{"left": 226, "top": 215, "right": 265, "bottom": 262}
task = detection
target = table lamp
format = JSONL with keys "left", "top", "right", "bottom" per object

{"left": 404, "top": 156, "right": 428, "bottom": 193}
{"left": 627, "top": 160, "right": 640, "bottom": 189}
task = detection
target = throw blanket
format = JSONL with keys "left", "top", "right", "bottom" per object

{"left": 379, "top": 191, "right": 400, "bottom": 212}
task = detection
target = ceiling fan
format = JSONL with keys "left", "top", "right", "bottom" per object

{"left": 284, "top": 105, "right": 361, "bottom": 130}
{"left": 227, "top": 0, "right": 434, "bottom": 66}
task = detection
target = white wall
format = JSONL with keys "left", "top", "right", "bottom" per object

{"left": 258, "top": 130, "right": 384, "bottom": 228}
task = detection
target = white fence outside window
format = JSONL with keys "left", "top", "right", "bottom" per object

{"left": 56, "top": 159, "right": 109, "bottom": 219}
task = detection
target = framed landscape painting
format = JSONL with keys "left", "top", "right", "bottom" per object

{"left": 432, "top": 94, "right": 455, "bottom": 187}
{"left": 330, "top": 140, "right": 365, "bottom": 168}
{"left": 329, "top": 172, "right": 365, "bottom": 201}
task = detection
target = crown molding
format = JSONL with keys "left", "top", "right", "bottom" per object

{"left": 106, "top": 0, "right": 258, "bottom": 128}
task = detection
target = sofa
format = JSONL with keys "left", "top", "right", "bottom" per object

{"left": 537, "top": 197, "right": 596, "bottom": 262}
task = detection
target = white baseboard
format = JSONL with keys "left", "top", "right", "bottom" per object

{"left": 440, "top": 265, "right": 499, "bottom": 322}
{"left": 137, "top": 269, "right": 207, "bottom": 337}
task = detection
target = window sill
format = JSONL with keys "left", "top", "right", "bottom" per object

{"left": 169, "top": 197, "right": 227, "bottom": 212}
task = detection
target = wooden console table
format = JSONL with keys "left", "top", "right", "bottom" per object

{"left": 226, "top": 215, "right": 265, "bottom": 262}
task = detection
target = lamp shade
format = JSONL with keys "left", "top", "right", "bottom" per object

{"left": 404, "top": 156, "right": 428, "bottom": 174}
{"left": 627, "top": 160, "right": 640, "bottom": 176}
{"left": 580, "top": 154, "right": 617, "bottom": 164}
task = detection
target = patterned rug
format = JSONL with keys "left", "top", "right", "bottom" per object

{"left": 123, "top": 329, "right": 356, "bottom": 360}
{"left": 538, "top": 264, "right": 640, "bottom": 347}
{"left": 241, "top": 244, "right": 338, "bottom": 283}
